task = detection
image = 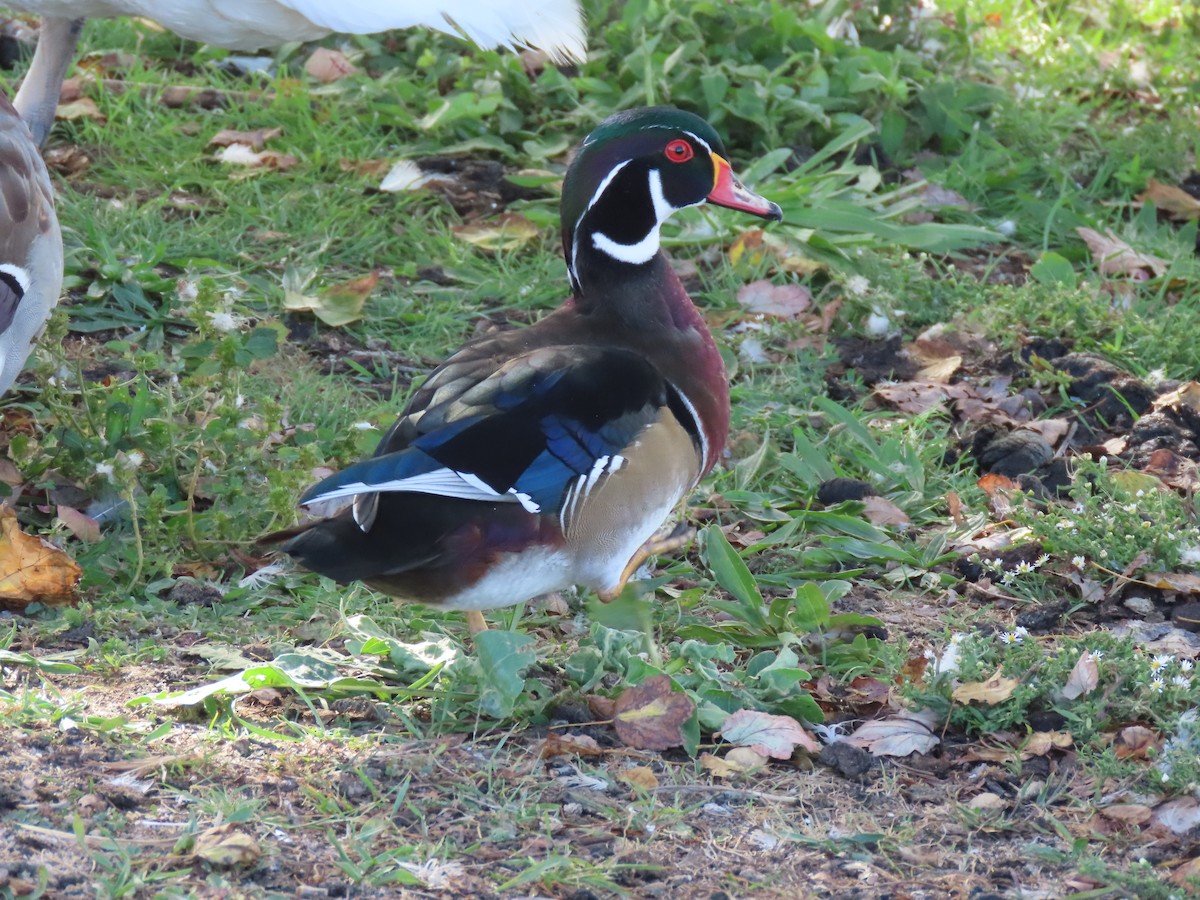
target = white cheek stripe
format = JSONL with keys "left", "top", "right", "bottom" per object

{"left": 590, "top": 169, "right": 675, "bottom": 266}
{"left": 0, "top": 264, "right": 31, "bottom": 293}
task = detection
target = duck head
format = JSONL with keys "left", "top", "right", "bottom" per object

{"left": 562, "top": 107, "right": 782, "bottom": 297}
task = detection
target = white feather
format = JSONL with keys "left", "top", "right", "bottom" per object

{"left": 301, "top": 466, "right": 541, "bottom": 513}
{"left": 8, "top": 0, "right": 586, "bottom": 60}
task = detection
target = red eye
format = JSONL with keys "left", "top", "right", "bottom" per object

{"left": 664, "top": 139, "right": 694, "bottom": 163}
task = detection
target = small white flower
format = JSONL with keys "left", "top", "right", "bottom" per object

{"left": 1056, "top": 520, "right": 1071, "bottom": 530}
{"left": 122, "top": 450, "right": 145, "bottom": 469}
{"left": 1073, "top": 503, "right": 1085, "bottom": 514}
{"left": 351, "top": 421, "right": 377, "bottom": 431}
{"left": 207, "top": 310, "right": 243, "bottom": 333}
{"left": 1150, "top": 677, "right": 1166, "bottom": 693}
{"left": 1135, "top": 490, "right": 1145, "bottom": 497}
{"left": 1000, "top": 572, "right": 1016, "bottom": 586}
{"left": 1015, "top": 561, "right": 1034, "bottom": 574}
{"left": 177, "top": 279, "right": 199, "bottom": 303}
{"left": 988, "top": 557, "right": 1004, "bottom": 569}
{"left": 1000, "top": 632, "right": 1016, "bottom": 645}
{"left": 1182, "top": 659, "right": 1194, "bottom": 672}
{"left": 94, "top": 461, "right": 115, "bottom": 480}
{"left": 1173, "top": 675, "right": 1190, "bottom": 687}
{"left": 1034, "top": 554, "right": 1049, "bottom": 567}
{"left": 1013, "top": 626, "right": 1029, "bottom": 639}
{"left": 235, "top": 393, "right": 245, "bottom": 409}
{"left": 1151, "top": 654, "right": 1173, "bottom": 672}
{"left": 1091, "top": 649, "right": 1104, "bottom": 660}
{"left": 1072, "top": 555, "right": 1086, "bottom": 569}
{"left": 845, "top": 275, "right": 871, "bottom": 297}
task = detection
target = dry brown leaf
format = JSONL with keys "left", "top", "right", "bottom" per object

{"left": 1139, "top": 179, "right": 1200, "bottom": 221}
{"left": 1143, "top": 572, "right": 1200, "bottom": 594}
{"left": 56, "top": 506, "right": 101, "bottom": 543}
{"left": 1099, "top": 804, "right": 1153, "bottom": 826}
{"left": 587, "top": 694, "right": 616, "bottom": 720}
{"left": 735, "top": 280, "right": 812, "bottom": 318}
{"left": 215, "top": 143, "right": 298, "bottom": 171}
{"left": 916, "top": 354, "right": 962, "bottom": 382}
{"left": 1024, "top": 730, "right": 1073, "bottom": 756}
{"left": 946, "top": 490, "right": 964, "bottom": 525}
{"left": 861, "top": 496, "right": 910, "bottom": 527}
{"left": 0, "top": 506, "right": 82, "bottom": 610}
{"left": 1113, "top": 725, "right": 1158, "bottom": 760}
{"left": 968, "top": 792, "right": 1006, "bottom": 811}
{"left": 1020, "top": 419, "right": 1072, "bottom": 447}
{"left": 208, "top": 126, "right": 282, "bottom": 150}
{"left": 452, "top": 213, "right": 540, "bottom": 251}
{"left": 952, "top": 668, "right": 1018, "bottom": 706}
{"left": 305, "top": 47, "right": 359, "bottom": 83}
{"left": 539, "top": 733, "right": 603, "bottom": 759}
{"left": 717, "top": 709, "right": 820, "bottom": 758}
{"left": 1153, "top": 380, "right": 1200, "bottom": 412}
{"left": 191, "top": 824, "right": 260, "bottom": 867}
{"left": 1170, "top": 856, "right": 1200, "bottom": 888}
{"left": 872, "top": 380, "right": 975, "bottom": 415}
{"left": 1061, "top": 651, "right": 1099, "bottom": 700}
{"left": 842, "top": 708, "right": 940, "bottom": 758}
{"left": 0, "top": 459, "right": 21, "bottom": 487}
{"left": 56, "top": 97, "right": 105, "bottom": 122}
{"left": 1076, "top": 227, "right": 1167, "bottom": 279}
{"left": 612, "top": 675, "right": 694, "bottom": 751}
{"left": 619, "top": 765, "right": 659, "bottom": 791}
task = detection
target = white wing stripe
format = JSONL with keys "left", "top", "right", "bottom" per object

{"left": 302, "top": 467, "right": 542, "bottom": 513}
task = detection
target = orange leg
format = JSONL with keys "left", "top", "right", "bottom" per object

{"left": 465, "top": 610, "right": 488, "bottom": 635}
{"left": 598, "top": 522, "right": 695, "bottom": 603}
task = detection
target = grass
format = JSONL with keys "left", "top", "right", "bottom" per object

{"left": 2, "top": 0, "right": 1200, "bottom": 895}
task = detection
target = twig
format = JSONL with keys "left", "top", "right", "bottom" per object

{"left": 16, "top": 822, "right": 177, "bottom": 850}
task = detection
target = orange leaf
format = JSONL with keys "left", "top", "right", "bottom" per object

{"left": 0, "top": 506, "right": 81, "bottom": 610}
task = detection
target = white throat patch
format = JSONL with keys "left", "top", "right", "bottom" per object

{"left": 588, "top": 168, "right": 677, "bottom": 266}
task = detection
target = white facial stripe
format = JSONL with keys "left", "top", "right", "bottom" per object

{"left": 0, "top": 264, "right": 30, "bottom": 293}
{"left": 590, "top": 169, "right": 676, "bottom": 266}
{"left": 682, "top": 130, "right": 712, "bottom": 154}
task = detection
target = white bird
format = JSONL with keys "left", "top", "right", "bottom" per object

{"left": 4, "top": 0, "right": 587, "bottom": 144}
{"left": 0, "top": 88, "right": 62, "bottom": 394}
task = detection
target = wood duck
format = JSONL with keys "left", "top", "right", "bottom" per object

{"left": 6, "top": 1, "right": 586, "bottom": 145}
{"left": 265, "top": 107, "right": 782, "bottom": 634}
{"left": 0, "top": 89, "right": 62, "bottom": 396}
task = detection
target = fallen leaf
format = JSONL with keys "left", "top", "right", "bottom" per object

{"left": 191, "top": 824, "right": 260, "bottom": 867}
{"left": 916, "top": 354, "right": 962, "bottom": 382}
{"left": 1099, "top": 803, "right": 1153, "bottom": 826}
{"left": 1143, "top": 572, "right": 1200, "bottom": 594}
{"left": 872, "top": 380, "right": 976, "bottom": 414}
{"left": 861, "top": 496, "right": 910, "bottom": 527}
{"left": 1138, "top": 179, "right": 1200, "bottom": 221}
{"left": 0, "top": 460, "right": 21, "bottom": 486}
{"left": 700, "top": 747, "right": 768, "bottom": 778}
{"left": 952, "top": 668, "right": 1018, "bottom": 706}
{"left": 56, "top": 506, "right": 101, "bottom": 543}
{"left": 208, "top": 126, "right": 282, "bottom": 150}
{"left": 612, "top": 675, "right": 694, "bottom": 751}
{"left": 55, "top": 97, "right": 105, "bottom": 122}
{"left": 586, "top": 694, "right": 616, "bottom": 720}
{"left": 452, "top": 213, "right": 540, "bottom": 251}
{"left": 842, "top": 708, "right": 941, "bottom": 757}
{"left": 214, "top": 143, "right": 298, "bottom": 171}
{"left": 282, "top": 271, "right": 379, "bottom": 328}
{"left": 735, "top": 280, "right": 812, "bottom": 318}
{"left": 1024, "top": 731, "right": 1073, "bottom": 757}
{"left": 539, "top": 733, "right": 603, "bottom": 759}
{"left": 0, "top": 506, "right": 82, "bottom": 610}
{"left": 1153, "top": 381, "right": 1200, "bottom": 412}
{"left": 1170, "top": 856, "right": 1200, "bottom": 888}
{"left": 379, "top": 160, "right": 457, "bottom": 192}
{"left": 1154, "top": 797, "right": 1200, "bottom": 835}
{"left": 1061, "top": 651, "right": 1099, "bottom": 700}
{"left": 619, "top": 765, "right": 659, "bottom": 791}
{"left": 718, "top": 709, "right": 819, "bottom": 759}
{"left": 968, "top": 792, "right": 1006, "bottom": 811}
{"left": 1076, "top": 227, "right": 1167, "bottom": 279}
{"left": 304, "top": 47, "right": 359, "bottom": 83}
{"left": 1114, "top": 725, "right": 1158, "bottom": 760}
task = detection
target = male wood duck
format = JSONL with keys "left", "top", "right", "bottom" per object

{"left": 6, "top": 1, "right": 586, "bottom": 146}
{"left": 265, "top": 107, "right": 782, "bottom": 634}
{"left": 0, "top": 90, "right": 62, "bottom": 396}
